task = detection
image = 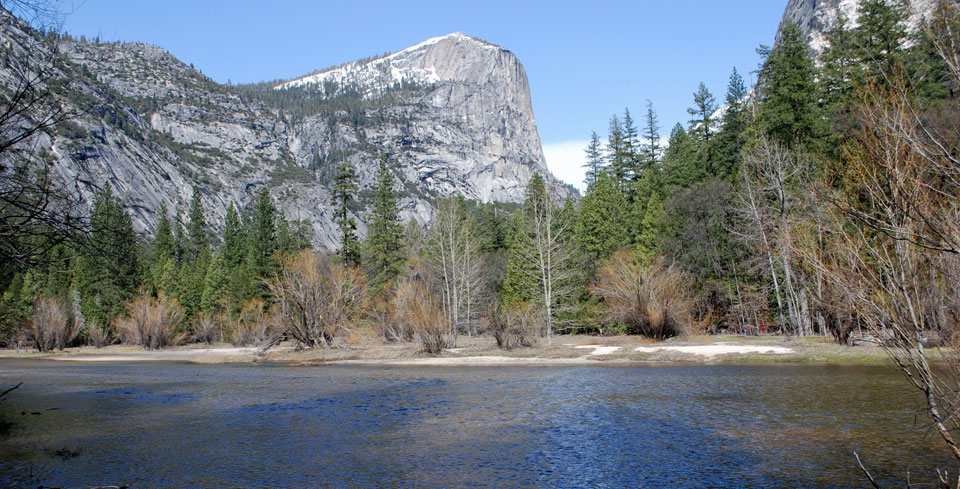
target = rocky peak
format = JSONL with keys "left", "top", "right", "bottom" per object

{"left": 779, "top": 0, "right": 939, "bottom": 54}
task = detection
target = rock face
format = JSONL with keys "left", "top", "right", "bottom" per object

{"left": 0, "top": 11, "right": 570, "bottom": 249}
{"left": 779, "top": 0, "right": 939, "bottom": 54}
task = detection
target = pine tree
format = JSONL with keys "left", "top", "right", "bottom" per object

{"left": 149, "top": 201, "right": 178, "bottom": 296}
{"left": 583, "top": 131, "right": 605, "bottom": 187}
{"left": 333, "top": 159, "right": 360, "bottom": 265}
{"left": 606, "top": 115, "right": 630, "bottom": 187}
{"left": 820, "top": 9, "right": 859, "bottom": 109}
{"left": 363, "top": 154, "right": 406, "bottom": 291}
{"left": 500, "top": 210, "right": 538, "bottom": 305}
{"left": 854, "top": 0, "right": 908, "bottom": 81}
{"left": 687, "top": 82, "right": 717, "bottom": 142}
{"left": 576, "top": 171, "right": 629, "bottom": 263}
{"left": 661, "top": 123, "right": 703, "bottom": 189}
{"left": 245, "top": 188, "right": 278, "bottom": 290}
{"left": 77, "top": 183, "right": 140, "bottom": 325}
{"left": 636, "top": 191, "right": 665, "bottom": 256}
{"left": 186, "top": 186, "right": 209, "bottom": 265}
{"left": 640, "top": 100, "right": 661, "bottom": 175}
{"left": 151, "top": 201, "right": 175, "bottom": 264}
{"left": 712, "top": 67, "right": 750, "bottom": 180}
{"left": 756, "top": 21, "right": 823, "bottom": 149}
{"left": 201, "top": 250, "right": 230, "bottom": 315}
{"left": 222, "top": 203, "right": 245, "bottom": 267}
{"left": 622, "top": 108, "right": 642, "bottom": 185}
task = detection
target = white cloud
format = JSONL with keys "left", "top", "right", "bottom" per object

{"left": 542, "top": 140, "right": 589, "bottom": 193}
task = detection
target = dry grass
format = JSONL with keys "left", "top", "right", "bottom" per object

{"left": 115, "top": 294, "right": 185, "bottom": 350}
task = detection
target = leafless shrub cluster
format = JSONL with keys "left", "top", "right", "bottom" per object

{"left": 268, "top": 251, "right": 367, "bottom": 348}
{"left": 22, "top": 296, "right": 76, "bottom": 351}
{"left": 115, "top": 294, "right": 184, "bottom": 350}
{"left": 589, "top": 251, "right": 694, "bottom": 340}
{"left": 192, "top": 315, "right": 219, "bottom": 345}
{"left": 228, "top": 299, "right": 280, "bottom": 347}
{"left": 86, "top": 321, "right": 110, "bottom": 348}
{"left": 391, "top": 276, "right": 449, "bottom": 354}
{"left": 482, "top": 300, "right": 540, "bottom": 350}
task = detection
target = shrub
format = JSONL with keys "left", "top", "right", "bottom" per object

{"left": 391, "top": 276, "right": 450, "bottom": 354}
{"left": 268, "top": 251, "right": 367, "bottom": 348}
{"left": 483, "top": 300, "right": 541, "bottom": 350}
{"left": 192, "top": 315, "right": 219, "bottom": 345}
{"left": 589, "top": 251, "right": 694, "bottom": 340}
{"left": 116, "top": 294, "right": 185, "bottom": 350}
{"left": 23, "top": 297, "right": 77, "bottom": 352}
{"left": 228, "top": 299, "right": 281, "bottom": 347}
{"left": 86, "top": 321, "right": 111, "bottom": 348}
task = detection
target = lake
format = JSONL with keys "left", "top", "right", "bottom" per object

{"left": 0, "top": 361, "right": 953, "bottom": 488}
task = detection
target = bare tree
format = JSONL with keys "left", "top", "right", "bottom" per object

{"left": 0, "top": 2, "right": 86, "bottom": 267}
{"left": 735, "top": 138, "right": 816, "bottom": 335}
{"left": 426, "top": 197, "right": 484, "bottom": 346}
{"left": 511, "top": 176, "right": 577, "bottom": 344}
{"left": 805, "top": 4, "right": 960, "bottom": 471}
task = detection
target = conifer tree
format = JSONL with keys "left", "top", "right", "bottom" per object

{"left": 576, "top": 171, "right": 628, "bottom": 263}
{"left": 77, "top": 183, "right": 140, "bottom": 325}
{"left": 606, "top": 115, "right": 630, "bottom": 187}
{"left": 636, "top": 191, "right": 665, "bottom": 256}
{"left": 222, "top": 203, "right": 245, "bottom": 267}
{"left": 756, "top": 21, "right": 823, "bottom": 149}
{"left": 333, "top": 159, "right": 360, "bottom": 265}
{"left": 363, "top": 155, "right": 405, "bottom": 291}
{"left": 661, "top": 123, "right": 703, "bottom": 189}
{"left": 151, "top": 201, "right": 175, "bottom": 263}
{"left": 245, "top": 188, "right": 278, "bottom": 289}
{"left": 583, "top": 131, "right": 604, "bottom": 187}
{"left": 820, "top": 10, "right": 858, "bottom": 109}
{"left": 149, "top": 201, "right": 178, "bottom": 296}
{"left": 640, "top": 100, "right": 661, "bottom": 175}
{"left": 201, "top": 250, "right": 230, "bottom": 315}
{"left": 687, "top": 82, "right": 717, "bottom": 143}
{"left": 622, "top": 108, "right": 642, "bottom": 185}
{"left": 854, "top": 0, "right": 908, "bottom": 81}
{"left": 186, "top": 187, "right": 209, "bottom": 263}
{"left": 713, "top": 67, "right": 749, "bottom": 180}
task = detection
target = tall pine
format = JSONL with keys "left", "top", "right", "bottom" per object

{"left": 363, "top": 155, "right": 406, "bottom": 291}
{"left": 333, "top": 159, "right": 360, "bottom": 265}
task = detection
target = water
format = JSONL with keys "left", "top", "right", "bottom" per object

{"left": 0, "top": 361, "right": 953, "bottom": 488}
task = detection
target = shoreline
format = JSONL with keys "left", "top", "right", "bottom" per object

{"left": 0, "top": 335, "right": 899, "bottom": 367}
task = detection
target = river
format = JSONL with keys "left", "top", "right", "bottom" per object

{"left": 0, "top": 361, "right": 953, "bottom": 488}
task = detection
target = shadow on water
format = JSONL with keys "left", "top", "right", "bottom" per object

{"left": 0, "top": 361, "right": 954, "bottom": 488}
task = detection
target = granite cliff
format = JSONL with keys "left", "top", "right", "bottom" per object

{"left": 0, "top": 10, "right": 570, "bottom": 249}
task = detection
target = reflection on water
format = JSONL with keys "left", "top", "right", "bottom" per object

{"left": 0, "top": 361, "right": 953, "bottom": 488}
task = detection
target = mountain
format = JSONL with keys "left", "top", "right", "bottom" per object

{"left": 779, "top": 0, "right": 939, "bottom": 54}
{"left": 0, "top": 10, "right": 571, "bottom": 249}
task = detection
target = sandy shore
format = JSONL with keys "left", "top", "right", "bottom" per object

{"left": 0, "top": 335, "right": 894, "bottom": 366}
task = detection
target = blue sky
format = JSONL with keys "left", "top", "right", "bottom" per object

{"left": 60, "top": 0, "right": 787, "bottom": 190}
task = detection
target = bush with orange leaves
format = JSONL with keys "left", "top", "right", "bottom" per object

{"left": 588, "top": 250, "right": 694, "bottom": 339}
{"left": 23, "top": 296, "right": 78, "bottom": 352}
{"left": 115, "top": 294, "right": 185, "bottom": 350}
{"left": 268, "top": 251, "right": 367, "bottom": 348}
